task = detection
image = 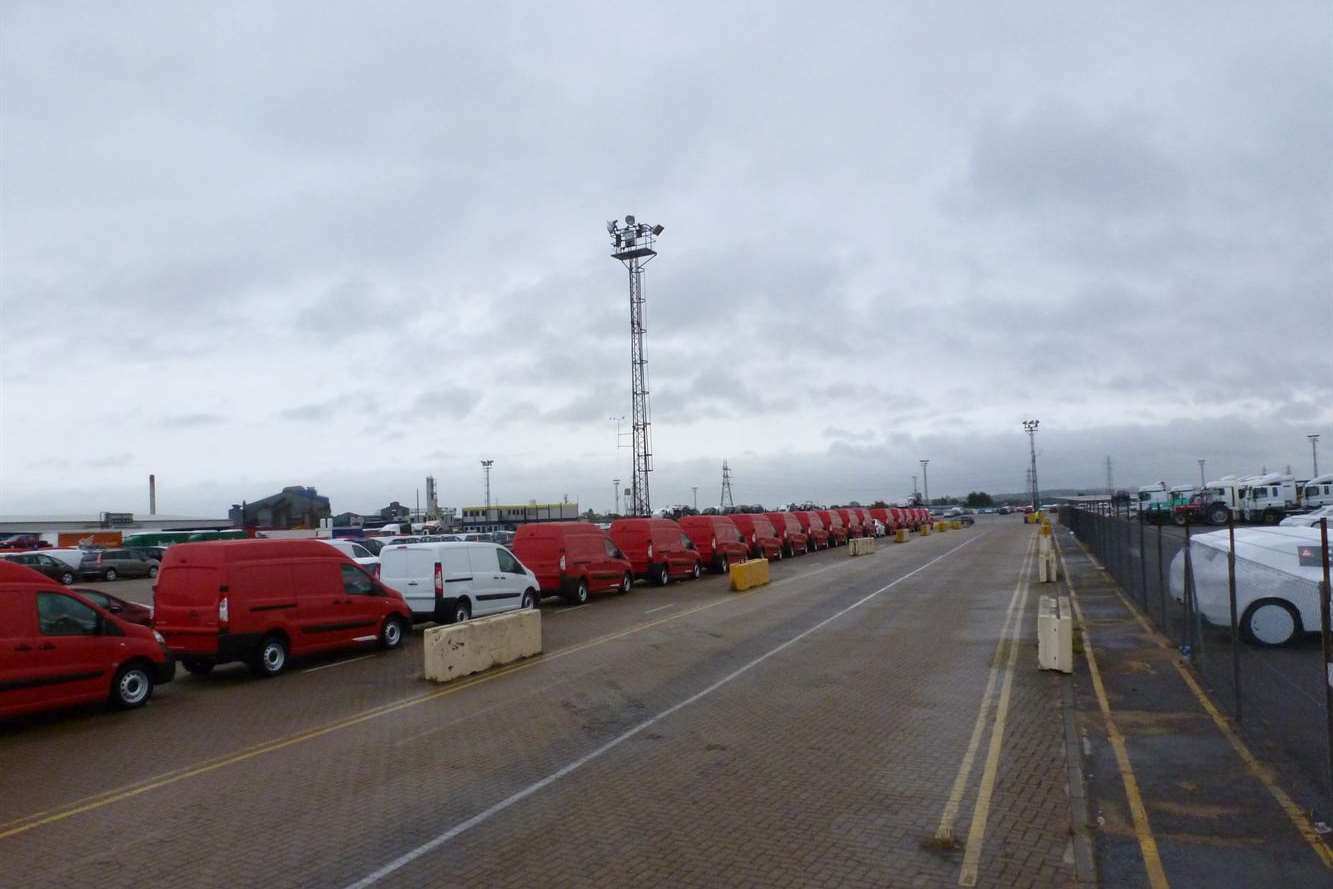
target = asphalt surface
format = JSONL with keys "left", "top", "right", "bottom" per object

{"left": 1, "top": 519, "right": 1079, "bottom": 889}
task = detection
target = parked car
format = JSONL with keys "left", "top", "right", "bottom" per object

{"left": 154, "top": 540, "right": 413, "bottom": 677}
{"left": 792, "top": 511, "right": 830, "bottom": 549}
{"left": 1279, "top": 505, "right": 1333, "bottom": 527}
{"left": 69, "top": 587, "right": 155, "bottom": 627}
{"left": 727, "top": 514, "right": 784, "bottom": 561}
{"left": 380, "top": 541, "right": 539, "bottom": 623}
{"left": 679, "top": 515, "right": 751, "bottom": 572}
{"left": 511, "top": 522, "right": 633, "bottom": 604}
{"left": 320, "top": 539, "right": 381, "bottom": 576}
{"left": 765, "top": 511, "right": 810, "bottom": 556}
{"left": 355, "top": 537, "right": 385, "bottom": 556}
{"left": 815, "top": 511, "right": 848, "bottom": 546}
{"left": 996, "top": 506, "right": 1012, "bottom": 515}
{"left": 0, "top": 560, "right": 174, "bottom": 718}
{"left": 1, "top": 551, "right": 77, "bottom": 585}
{"left": 78, "top": 549, "right": 156, "bottom": 581}
{"left": 120, "top": 545, "right": 167, "bottom": 565}
{"left": 609, "top": 518, "right": 703, "bottom": 585}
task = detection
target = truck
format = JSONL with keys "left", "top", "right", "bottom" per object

{"left": 1173, "top": 476, "right": 1247, "bottom": 526}
{"left": 1137, "top": 483, "right": 1171, "bottom": 523}
{"left": 1239, "top": 473, "right": 1302, "bottom": 524}
{"left": 1301, "top": 474, "right": 1333, "bottom": 509}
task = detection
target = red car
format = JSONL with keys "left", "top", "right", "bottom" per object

{"left": 792, "top": 511, "right": 830, "bottom": 550}
{"left": 70, "top": 588, "right": 155, "bottom": 627}
{"left": 609, "top": 518, "right": 703, "bottom": 585}
{"left": 511, "top": 522, "right": 633, "bottom": 603}
{"left": 679, "top": 516, "right": 750, "bottom": 573}
{"left": 816, "top": 511, "right": 848, "bottom": 546}
{"left": 0, "top": 560, "right": 175, "bottom": 719}
{"left": 765, "top": 512, "right": 809, "bottom": 557}
{"left": 727, "top": 514, "right": 784, "bottom": 561}
{"left": 155, "top": 540, "right": 413, "bottom": 678}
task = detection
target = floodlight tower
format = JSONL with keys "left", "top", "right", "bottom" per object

{"left": 1022, "top": 420, "right": 1040, "bottom": 509}
{"left": 608, "top": 214, "right": 664, "bottom": 516}
{"left": 481, "top": 459, "right": 494, "bottom": 511}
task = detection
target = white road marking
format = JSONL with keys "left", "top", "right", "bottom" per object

{"left": 545, "top": 604, "right": 589, "bottom": 617}
{"left": 302, "top": 654, "right": 376, "bottom": 674}
{"left": 340, "top": 533, "right": 984, "bottom": 889}
{"left": 643, "top": 603, "right": 676, "bottom": 615}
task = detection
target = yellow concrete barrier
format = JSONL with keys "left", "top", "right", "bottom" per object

{"left": 952, "top": 520, "right": 963, "bottom": 530}
{"left": 936, "top": 521, "right": 949, "bottom": 533}
{"left": 423, "top": 609, "right": 542, "bottom": 683}
{"left": 894, "top": 528, "right": 909, "bottom": 543}
{"left": 919, "top": 524, "right": 930, "bottom": 536}
{"left": 729, "top": 558, "right": 770, "bottom": 591}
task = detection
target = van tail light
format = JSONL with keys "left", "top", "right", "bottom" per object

{"left": 559, "top": 552, "right": 566, "bottom": 573}
{"left": 372, "top": 564, "right": 381, "bottom": 579}
{"left": 647, "top": 543, "right": 654, "bottom": 559}
{"left": 434, "top": 562, "right": 443, "bottom": 597}
{"left": 218, "top": 597, "right": 229, "bottom": 627}
{"left": 710, "top": 536, "right": 716, "bottom": 550}
{"left": 751, "top": 533, "right": 757, "bottom": 544}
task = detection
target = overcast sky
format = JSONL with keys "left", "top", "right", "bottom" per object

{"left": 2, "top": 1, "right": 1329, "bottom": 517}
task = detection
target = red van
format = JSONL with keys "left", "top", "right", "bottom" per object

{"left": 0, "top": 561, "right": 175, "bottom": 719}
{"left": 154, "top": 540, "right": 413, "bottom": 678}
{"left": 678, "top": 516, "right": 750, "bottom": 573}
{"left": 511, "top": 522, "right": 634, "bottom": 603}
{"left": 869, "top": 507, "right": 891, "bottom": 531}
{"left": 609, "top": 518, "right": 703, "bottom": 585}
{"left": 765, "top": 512, "right": 809, "bottom": 557}
{"left": 834, "top": 509, "right": 863, "bottom": 539}
{"left": 854, "top": 508, "right": 879, "bottom": 536}
{"left": 727, "top": 514, "right": 783, "bottom": 561}
{"left": 793, "top": 511, "right": 830, "bottom": 550}
{"left": 816, "top": 510, "right": 848, "bottom": 546}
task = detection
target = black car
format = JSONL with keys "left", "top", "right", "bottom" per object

{"left": 2, "top": 552, "right": 77, "bottom": 585}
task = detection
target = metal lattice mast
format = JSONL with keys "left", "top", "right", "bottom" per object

{"left": 481, "top": 459, "right": 493, "bottom": 511}
{"left": 608, "top": 215, "right": 663, "bottom": 516}
{"left": 1023, "top": 420, "right": 1040, "bottom": 509}
{"left": 720, "top": 460, "right": 735, "bottom": 512}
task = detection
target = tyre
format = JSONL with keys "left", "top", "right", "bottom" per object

{"left": 60, "top": 571, "right": 74, "bottom": 585}
{"left": 148, "top": 565, "right": 159, "bottom": 578}
{"left": 775, "top": 547, "right": 783, "bottom": 561}
{"left": 691, "top": 561, "right": 702, "bottom": 580}
{"left": 1264, "top": 510, "right": 1281, "bottom": 525}
{"left": 110, "top": 663, "right": 154, "bottom": 709}
{"left": 566, "top": 579, "right": 589, "bottom": 605}
{"left": 181, "top": 658, "right": 214, "bottom": 676}
{"left": 104, "top": 568, "right": 119, "bottom": 581}
{"left": 453, "top": 599, "right": 473, "bottom": 622}
{"left": 521, "top": 589, "right": 537, "bottom": 609}
{"left": 1207, "top": 505, "right": 1230, "bottom": 526}
{"left": 655, "top": 564, "right": 670, "bottom": 586}
{"left": 249, "top": 635, "right": 289, "bottom": 677}
{"left": 379, "top": 616, "right": 406, "bottom": 650}
{"left": 1241, "top": 599, "right": 1301, "bottom": 647}
{"left": 620, "top": 572, "right": 633, "bottom": 594}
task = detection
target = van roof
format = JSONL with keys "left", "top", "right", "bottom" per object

{"left": 515, "top": 522, "right": 603, "bottom": 536}
{"left": 162, "top": 539, "right": 353, "bottom": 567}
{"left": 0, "top": 559, "right": 61, "bottom": 587}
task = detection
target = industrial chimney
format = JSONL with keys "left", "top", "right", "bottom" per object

{"left": 149, "top": 474, "right": 157, "bottom": 515}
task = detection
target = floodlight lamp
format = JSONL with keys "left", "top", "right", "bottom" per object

{"left": 625, "top": 214, "right": 635, "bottom": 225}
{"left": 606, "top": 220, "right": 617, "bottom": 234}
{"left": 651, "top": 224, "right": 664, "bottom": 235}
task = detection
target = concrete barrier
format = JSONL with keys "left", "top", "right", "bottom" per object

{"left": 729, "top": 558, "right": 770, "bottom": 591}
{"left": 936, "top": 521, "right": 949, "bottom": 533}
{"left": 919, "top": 524, "right": 930, "bottom": 536}
{"left": 894, "top": 528, "right": 909, "bottom": 543}
{"left": 848, "top": 536, "right": 877, "bottom": 556}
{"left": 1037, "top": 525, "right": 1059, "bottom": 582}
{"left": 423, "top": 609, "right": 542, "bottom": 683}
{"left": 1037, "top": 595, "right": 1073, "bottom": 673}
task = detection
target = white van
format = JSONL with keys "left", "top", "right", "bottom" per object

{"left": 379, "top": 542, "right": 539, "bottom": 624}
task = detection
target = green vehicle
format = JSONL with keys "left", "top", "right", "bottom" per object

{"left": 121, "top": 529, "right": 244, "bottom": 547}
{"left": 184, "top": 529, "right": 246, "bottom": 542}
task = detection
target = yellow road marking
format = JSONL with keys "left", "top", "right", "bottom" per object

{"left": 1062, "top": 536, "right": 1333, "bottom": 870}
{"left": 956, "top": 530, "right": 1036, "bottom": 886}
{"left": 0, "top": 550, "right": 914, "bottom": 840}
{"left": 934, "top": 532, "right": 1036, "bottom": 843}
{"left": 1053, "top": 537, "right": 1170, "bottom": 889}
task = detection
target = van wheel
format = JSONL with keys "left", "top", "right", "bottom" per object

{"left": 1242, "top": 600, "right": 1300, "bottom": 646}
{"left": 453, "top": 599, "right": 472, "bottom": 623}
{"left": 565, "top": 579, "right": 589, "bottom": 605}
{"left": 148, "top": 565, "right": 159, "bottom": 578}
{"left": 1207, "top": 505, "right": 1229, "bottom": 526}
{"left": 775, "top": 547, "right": 783, "bottom": 561}
{"left": 655, "top": 564, "right": 670, "bottom": 586}
{"left": 619, "top": 572, "right": 633, "bottom": 594}
{"left": 104, "top": 568, "right": 118, "bottom": 581}
{"left": 691, "top": 561, "right": 702, "bottom": 580}
{"left": 249, "top": 636, "right": 288, "bottom": 677}
{"left": 521, "top": 589, "right": 536, "bottom": 609}
{"left": 379, "top": 616, "right": 406, "bottom": 650}
{"left": 110, "top": 663, "right": 153, "bottom": 709}
{"left": 181, "top": 658, "right": 214, "bottom": 676}
{"left": 60, "top": 571, "right": 74, "bottom": 585}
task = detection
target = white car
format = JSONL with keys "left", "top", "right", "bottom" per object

{"left": 1170, "top": 526, "right": 1331, "bottom": 646}
{"left": 378, "top": 541, "right": 539, "bottom": 624}
{"left": 1279, "top": 505, "right": 1333, "bottom": 527}
{"left": 320, "top": 539, "right": 382, "bottom": 576}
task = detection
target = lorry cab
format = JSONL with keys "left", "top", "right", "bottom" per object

{"left": 1137, "top": 483, "right": 1171, "bottom": 524}
{"left": 1241, "top": 474, "right": 1300, "bottom": 524}
{"left": 1302, "top": 474, "right": 1333, "bottom": 509}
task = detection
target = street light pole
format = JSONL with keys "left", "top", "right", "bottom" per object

{"left": 1022, "top": 420, "right": 1040, "bottom": 510}
{"left": 1311, "top": 434, "right": 1322, "bottom": 477}
{"left": 1198, "top": 459, "right": 1207, "bottom": 487}
{"left": 919, "top": 460, "right": 930, "bottom": 507}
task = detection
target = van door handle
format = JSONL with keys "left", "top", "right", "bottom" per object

{"left": 14, "top": 644, "right": 32, "bottom": 652}
{"left": 406, "top": 581, "right": 419, "bottom": 586}
{"left": 39, "top": 643, "right": 56, "bottom": 651}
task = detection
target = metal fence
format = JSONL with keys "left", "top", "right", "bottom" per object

{"left": 1061, "top": 504, "right": 1333, "bottom": 820}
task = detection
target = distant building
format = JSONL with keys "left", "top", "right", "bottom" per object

{"left": 460, "top": 502, "right": 579, "bottom": 531}
{"left": 332, "top": 512, "right": 366, "bottom": 527}
{"left": 379, "top": 501, "right": 411, "bottom": 523}
{"left": 229, "top": 486, "right": 331, "bottom": 530}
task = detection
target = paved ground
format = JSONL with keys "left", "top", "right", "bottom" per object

{"left": 1, "top": 519, "right": 1081, "bottom": 889}
{"left": 1054, "top": 524, "right": 1333, "bottom": 888}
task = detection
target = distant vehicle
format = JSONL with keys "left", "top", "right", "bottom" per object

{"left": 120, "top": 545, "right": 167, "bottom": 565}
{"left": 1239, "top": 473, "right": 1300, "bottom": 524}
{"left": 764, "top": 512, "right": 809, "bottom": 556}
{"left": 511, "top": 522, "right": 632, "bottom": 604}
{"left": 609, "top": 518, "right": 703, "bottom": 585}
{"left": 155, "top": 540, "right": 412, "bottom": 676}
{"left": 1279, "top": 505, "right": 1333, "bottom": 527}
{"left": 78, "top": 549, "right": 156, "bottom": 581}
{"left": 1175, "top": 477, "right": 1247, "bottom": 526}
{"left": 815, "top": 511, "right": 848, "bottom": 546}
{"left": 380, "top": 540, "right": 538, "bottom": 623}
{"left": 726, "top": 514, "right": 784, "bottom": 561}
{"left": 996, "top": 506, "right": 1011, "bottom": 515}
{"left": 185, "top": 529, "right": 247, "bottom": 543}
{"left": 356, "top": 538, "right": 385, "bottom": 556}
{"left": 0, "top": 561, "right": 175, "bottom": 718}
{"left": 0, "top": 533, "right": 50, "bottom": 550}
{"left": 1136, "top": 483, "right": 1171, "bottom": 523}
{"left": 833, "top": 509, "right": 863, "bottom": 539}
{"left": 69, "top": 587, "right": 154, "bottom": 627}
{"left": 792, "top": 511, "right": 830, "bottom": 549}
{"left": 679, "top": 515, "right": 752, "bottom": 571}
{"left": 1, "top": 551, "right": 77, "bottom": 585}
{"left": 320, "top": 539, "right": 381, "bottom": 576}
{"left": 1302, "top": 474, "right": 1333, "bottom": 509}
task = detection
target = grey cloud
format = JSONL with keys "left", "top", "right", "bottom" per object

{"left": 158, "top": 412, "right": 226, "bottom": 429}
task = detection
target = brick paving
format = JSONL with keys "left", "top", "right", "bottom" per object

{"left": 1, "top": 520, "right": 1081, "bottom": 888}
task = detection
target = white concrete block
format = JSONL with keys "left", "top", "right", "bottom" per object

{"left": 423, "top": 609, "right": 542, "bottom": 683}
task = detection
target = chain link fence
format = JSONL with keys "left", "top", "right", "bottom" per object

{"left": 1062, "top": 504, "right": 1333, "bottom": 821}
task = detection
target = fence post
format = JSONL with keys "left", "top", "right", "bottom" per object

{"left": 1156, "top": 522, "right": 1166, "bottom": 626}
{"left": 1139, "top": 516, "right": 1148, "bottom": 610}
{"left": 1227, "top": 515, "right": 1240, "bottom": 722}
{"left": 1320, "top": 517, "right": 1332, "bottom": 811}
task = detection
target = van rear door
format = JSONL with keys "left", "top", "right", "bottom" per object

{"left": 154, "top": 566, "right": 221, "bottom": 654}
{"left": 380, "top": 547, "right": 438, "bottom": 616}
{"left": 0, "top": 587, "right": 41, "bottom": 717}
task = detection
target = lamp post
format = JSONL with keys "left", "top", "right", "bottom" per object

{"left": 1022, "top": 420, "right": 1040, "bottom": 510}
{"left": 1311, "top": 434, "right": 1322, "bottom": 477}
{"left": 919, "top": 459, "right": 930, "bottom": 507}
{"left": 1198, "top": 459, "right": 1207, "bottom": 487}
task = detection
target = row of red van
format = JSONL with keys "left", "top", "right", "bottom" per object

{"left": 509, "top": 506, "right": 933, "bottom": 603}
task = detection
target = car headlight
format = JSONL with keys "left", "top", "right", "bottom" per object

{"left": 153, "top": 630, "right": 166, "bottom": 644}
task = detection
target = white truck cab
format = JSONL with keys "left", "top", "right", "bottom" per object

{"left": 1302, "top": 474, "right": 1333, "bottom": 509}
{"left": 1241, "top": 473, "right": 1300, "bottom": 524}
{"left": 1137, "top": 483, "right": 1170, "bottom": 522}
